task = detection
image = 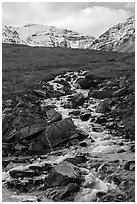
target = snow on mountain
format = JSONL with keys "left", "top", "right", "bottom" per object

{"left": 89, "top": 16, "right": 135, "bottom": 53}
{"left": 2, "top": 24, "right": 95, "bottom": 49}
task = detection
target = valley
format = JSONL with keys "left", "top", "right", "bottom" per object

{"left": 2, "top": 43, "right": 135, "bottom": 202}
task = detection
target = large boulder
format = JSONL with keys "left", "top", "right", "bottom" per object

{"left": 40, "top": 118, "right": 79, "bottom": 148}
{"left": 77, "top": 78, "right": 99, "bottom": 89}
{"left": 46, "top": 108, "right": 62, "bottom": 123}
{"left": 71, "top": 93, "right": 85, "bottom": 106}
{"left": 45, "top": 161, "right": 83, "bottom": 188}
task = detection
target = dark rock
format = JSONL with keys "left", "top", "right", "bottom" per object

{"left": 69, "top": 109, "right": 81, "bottom": 116}
{"left": 77, "top": 78, "right": 99, "bottom": 89}
{"left": 79, "top": 141, "right": 88, "bottom": 147}
{"left": 71, "top": 93, "right": 85, "bottom": 106}
{"left": 40, "top": 118, "right": 79, "bottom": 148}
{"left": 29, "top": 161, "right": 53, "bottom": 172}
{"left": 113, "top": 87, "right": 127, "bottom": 97}
{"left": 79, "top": 111, "right": 91, "bottom": 121}
{"left": 45, "top": 161, "right": 83, "bottom": 188}
{"left": 45, "top": 183, "right": 80, "bottom": 201}
{"left": 65, "top": 154, "right": 87, "bottom": 165}
{"left": 95, "top": 117, "right": 106, "bottom": 124}
{"left": 89, "top": 89, "right": 112, "bottom": 99}
{"left": 10, "top": 122, "right": 47, "bottom": 143}
{"left": 9, "top": 166, "right": 40, "bottom": 178}
{"left": 46, "top": 108, "right": 62, "bottom": 123}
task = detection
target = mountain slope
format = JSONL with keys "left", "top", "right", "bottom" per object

{"left": 2, "top": 24, "right": 95, "bottom": 49}
{"left": 89, "top": 16, "right": 135, "bottom": 53}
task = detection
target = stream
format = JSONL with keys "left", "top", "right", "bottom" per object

{"left": 2, "top": 70, "right": 135, "bottom": 202}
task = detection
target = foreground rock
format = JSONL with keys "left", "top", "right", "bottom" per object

{"left": 45, "top": 161, "right": 83, "bottom": 188}
{"left": 40, "top": 117, "right": 80, "bottom": 148}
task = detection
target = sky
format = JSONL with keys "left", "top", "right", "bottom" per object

{"left": 2, "top": 2, "right": 135, "bottom": 38}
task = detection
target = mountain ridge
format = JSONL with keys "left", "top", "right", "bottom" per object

{"left": 2, "top": 24, "right": 95, "bottom": 49}
{"left": 89, "top": 16, "right": 135, "bottom": 53}
{"left": 2, "top": 16, "right": 135, "bottom": 52}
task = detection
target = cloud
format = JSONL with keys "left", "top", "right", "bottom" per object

{"left": 48, "top": 6, "right": 131, "bottom": 37}
{"left": 2, "top": 2, "right": 134, "bottom": 37}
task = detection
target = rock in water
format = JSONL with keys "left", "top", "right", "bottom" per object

{"left": 40, "top": 117, "right": 79, "bottom": 147}
{"left": 45, "top": 161, "right": 83, "bottom": 188}
{"left": 71, "top": 93, "right": 85, "bottom": 106}
{"left": 46, "top": 108, "right": 62, "bottom": 123}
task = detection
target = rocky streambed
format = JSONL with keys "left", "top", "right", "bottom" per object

{"left": 2, "top": 70, "right": 135, "bottom": 202}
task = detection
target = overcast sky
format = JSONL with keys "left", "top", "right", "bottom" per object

{"left": 2, "top": 2, "right": 135, "bottom": 38}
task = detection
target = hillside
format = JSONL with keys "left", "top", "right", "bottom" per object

{"left": 89, "top": 16, "right": 135, "bottom": 52}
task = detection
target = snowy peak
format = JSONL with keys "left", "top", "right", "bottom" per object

{"left": 89, "top": 16, "right": 135, "bottom": 52}
{"left": 2, "top": 24, "right": 96, "bottom": 49}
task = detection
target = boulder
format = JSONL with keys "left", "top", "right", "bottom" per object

{"left": 40, "top": 118, "right": 79, "bottom": 148}
{"left": 71, "top": 93, "right": 85, "bottom": 106}
{"left": 46, "top": 108, "right": 62, "bottom": 123}
{"left": 4, "top": 122, "right": 47, "bottom": 144}
{"left": 45, "top": 183, "right": 80, "bottom": 201}
{"left": 89, "top": 89, "right": 112, "bottom": 99}
{"left": 45, "top": 161, "right": 83, "bottom": 188}
{"left": 77, "top": 78, "right": 99, "bottom": 89}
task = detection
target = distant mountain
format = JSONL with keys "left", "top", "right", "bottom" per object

{"left": 89, "top": 16, "right": 135, "bottom": 53}
{"left": 2, "top": 24, "right": 95, "bottom": 49}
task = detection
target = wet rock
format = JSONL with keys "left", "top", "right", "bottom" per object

{"left": 45, "top": 183, "right": 80, "bottom": 201}
{"left": 113, "top": 87, "right": 127, "bottom": 97}
{"left": 89, "top": 89, "right": 112, "bottom": 99}
{"left": 95, "top": 116, "right": 106, "bottom": 124}
{"left": 9, "top": 165, "right": 40, "bottom": 178}
{"left": 71, "top": 93, "right": 85, "bottom": 106}
{"left": 45, "top": 161, "right": 83, "bottom": 188}
{"left": 69, "top": 109, "right": 81, "bottom": 116}
{"left": 79, "top": 110, "right": 91, "bottom": 121}
{"left": 40, "top": 118, "right": 79, "bottom": 148}
{"left": 65, "top": 154, "right": 87, "bottom": 165}
{"left": 80, "top": 141, "right": 88, "bottom": 147}
{"left": 29, "top": 161, "right": 53, "bottom": 172}
{"left": 46, "top": 108, "right": 62, "bottom": 123}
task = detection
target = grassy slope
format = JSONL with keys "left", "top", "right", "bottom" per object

{"left": 2, "top": 43, "right": 134, "bottom": 99}
{"left": 2, "top": 43, "right": 135, "bottom": 139}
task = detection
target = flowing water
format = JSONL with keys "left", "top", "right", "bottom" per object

{"left": 2, "top": 70, "right": 134, "bottom": 202}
